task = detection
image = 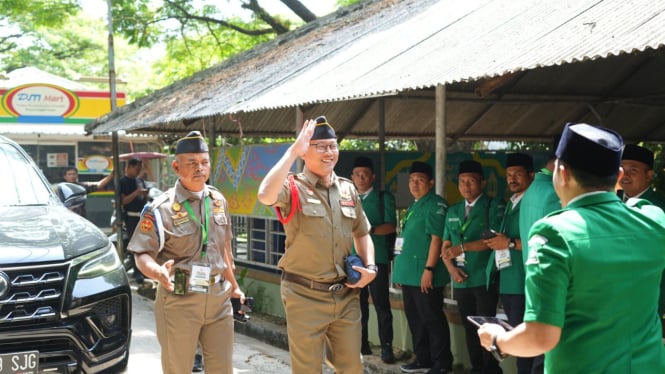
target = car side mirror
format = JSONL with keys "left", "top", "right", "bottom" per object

{"left": 56, "top": 182, "right": 87, "bottom": 209}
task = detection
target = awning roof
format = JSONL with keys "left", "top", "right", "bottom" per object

{"left": 86, "top": 0, "right": 665, "bottom": 143}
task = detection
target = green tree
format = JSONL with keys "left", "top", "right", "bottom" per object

{"left": 1, "top": 0, "right": 349, "bottom": 99}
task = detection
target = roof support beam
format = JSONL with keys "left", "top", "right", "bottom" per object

{"left": 435, "top": 84, "right": 447, "bottom": 198}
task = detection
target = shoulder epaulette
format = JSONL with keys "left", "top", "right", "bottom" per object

{"left": 149, "top": 190, "right": 171, "bottom": 211}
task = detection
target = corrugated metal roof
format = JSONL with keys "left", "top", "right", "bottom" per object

{"left": 86, "top": 0, "right": 665, "bottom": 143}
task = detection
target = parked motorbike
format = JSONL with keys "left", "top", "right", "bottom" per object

{"left": 109, "top": 184, "right": 164, "bottom": 271}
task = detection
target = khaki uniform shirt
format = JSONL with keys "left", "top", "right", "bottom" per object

{"left": 274, "top": 168, "right": 370, "bottom": 281}
{"left": 127, "top": 180, "right": 232, "bottom": 277}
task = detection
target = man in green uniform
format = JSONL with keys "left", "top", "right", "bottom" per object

{"left": 519, "top": 153, "right": 560, "bottom": 263}
{"left": 257, "top": 116, "right": 377, "bottom": 373}
{"left": 351, "top": 156, "right": 397, "bottom": 363}
{"left": 517, "top": 150, "right": 560, "bottom": 374}
{"left": 128, "top": 131, "right": 244, "bottom": 374}
{"left": 393, "top": 161, "right": 453, "bottom": 374}
{"left": 485, "top": 152, "right": 534, "bottom": 374}
{"left": 620, "top": 144, "right": 665, "bottom": 340}
{"left": 478, "top": 123, "right": 665, "bottom": 373}
{"left": 441, "top": 159, "right": 504, "bottom": 374}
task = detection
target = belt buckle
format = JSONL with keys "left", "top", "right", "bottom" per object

{"left": 328, "top": 283, "right": 344, "bottom": 293}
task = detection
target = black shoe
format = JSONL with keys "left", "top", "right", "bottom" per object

{"left": 361, "top": 342, "right": 373, "bottom": 355}
{"left": 381, "top": 346, "right": 395, "bottom": 364}
{"left": 192, "top": 353, "right": 203, "bottom": 372}
{"left": 400, "top": 360, "right": 431, "bottom": 373}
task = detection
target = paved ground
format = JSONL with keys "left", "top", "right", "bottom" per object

{"left": 123, "top": 284, "right": 296, "bottom": 374}
{"left": 125, "top": 279, "right": 469, "bottom": 373}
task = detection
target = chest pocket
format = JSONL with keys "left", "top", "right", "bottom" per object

{"left": 213, "top": 213, "right": 228, "bottom": 226}
{"left": 341, "top": 206, "right": 357, "bottom": 219}
{"left": 169, "top": 214, "right": 198, "bottom": 237}
{"left": 301, "top": 204, "right": 327, "bottom": 218}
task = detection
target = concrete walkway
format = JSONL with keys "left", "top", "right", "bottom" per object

{"left": 135, "top": 279, "right": 468, "bottom": 374}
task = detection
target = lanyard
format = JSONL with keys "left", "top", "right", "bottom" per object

{"left": 460, "top": 215, "right": 474, "bottom": 233}
{"left": 183, "top": 197, "right": 210, "bottom": 258}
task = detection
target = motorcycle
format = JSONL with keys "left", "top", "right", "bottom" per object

{"left": 109, "top": 184, "right": 164, "bottom": 271}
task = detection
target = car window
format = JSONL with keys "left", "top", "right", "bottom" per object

{"left": 0, "top": 142, "right": 52, "bottom": 206}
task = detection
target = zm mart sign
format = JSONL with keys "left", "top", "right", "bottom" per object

{"left": 0, "top": 83, "right": 125, "bottom": 124}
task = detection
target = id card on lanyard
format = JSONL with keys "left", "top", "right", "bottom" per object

{"left": 185, "top": 197, "right": 212, "bottom": 293}
{"left": 456, "top": 216, "right": 473, "bottom": 267}
{"left": 496, "top": 202, "right": 513, "bottom": 270}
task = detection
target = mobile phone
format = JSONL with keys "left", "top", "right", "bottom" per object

{"left": 173, "top": 268, "right": 188, "bottom": 295}
{"left": 466, "top": 316, "right": 513, "bottom": 331}
{"left": 481, "top": 230, "right": 498, "bottom": 240}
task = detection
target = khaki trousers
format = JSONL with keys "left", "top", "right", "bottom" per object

{"left": 281, "top": 280, "right": 363, "bottom": 373}
{"left": 155, "top": 280, "right": 233, "bottom": 374}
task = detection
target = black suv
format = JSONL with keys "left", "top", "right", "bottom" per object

{"left": 0, "top": 135, "right": 131, "bottom": 373}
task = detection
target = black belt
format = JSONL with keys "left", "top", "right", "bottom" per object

{"left": 281, "top": 272, "right": 346, "bottom": 292}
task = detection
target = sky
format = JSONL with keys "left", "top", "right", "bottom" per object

{"left": 82, "top": 0, "right": 339, "bottom": 20}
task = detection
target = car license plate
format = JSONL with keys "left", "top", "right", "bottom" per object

{"left": 0, "top": 351, "right": 39, "bottom": 374}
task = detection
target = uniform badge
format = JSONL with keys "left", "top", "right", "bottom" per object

{"left": 172, "top": 211, "right": 190, "bottom": 225}
{"left": 526, "top": 234, "right": 547, "bottom": 265}
{"left": 340, "top": 199, "right": 356, "bottom": 207}
{"left": 140, "top": 218, "right": 154, "bottom": 232}
{"left": 172, "top": 202, "right": 181, "bottom": 212}
{"left": 213, "top": 200, "right": 222, "bottom": 207}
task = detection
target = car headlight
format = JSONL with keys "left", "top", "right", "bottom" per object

{"left": 72, "top": 242, "right": 122, "bottom": 279}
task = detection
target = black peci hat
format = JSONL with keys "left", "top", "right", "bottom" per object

{"left": 458, "top": 160, "right": 484, "bottom": 177}
{"left": 555, "top": 123, "right": 623, "bottom": 177}
{"left": 410, "top": 161, "right": 433, "bottom": 179}
{"left": 506, "top": 153, "right": 534, "bottom": 172}
{"left": 353, "top": 156, "right": 374, "bottom": 172}
{"left": 175, "top": 131, "right": 209, "bottom": 154}
{"left": 311, "top": 116, "right": 336, "bottom": 140}
{"left": 621, "top": 144, "right": 654, "bottom": 169}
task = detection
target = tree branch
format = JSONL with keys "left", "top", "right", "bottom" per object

{"left": 165, "top": 0, "right": 278, "bottom": 36}
{"left": 240, "top": 0, "right": 290, "bottom": 34}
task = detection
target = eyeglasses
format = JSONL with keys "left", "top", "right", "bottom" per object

{"left": 310, "top": 143, "right": 338, "bottom": 153}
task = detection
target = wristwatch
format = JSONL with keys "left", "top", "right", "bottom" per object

{"left": 366, "top": 264, "right": 379, "bottom": 272}
{"left": 424, "top": 266, "right": 435, "bottom": 271}
{"left": 490, "top": 334, "right": 506, "bottom": 362}
{"left": 508, "top": 238, "right": 516, "bottom": 250}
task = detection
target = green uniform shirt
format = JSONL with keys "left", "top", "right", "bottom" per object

{"left": 524, "top": 192, "right": 665, "bottom": 374}
{"left": 486, "top": 198, "right": 525, "bottom": 294}
{"left": 443, "top": 194, "right": 504, "bottom": 288}
{"left": 631, "top": 188, "right": 665, "bottom": 319}
{"left": 393, "top": 190, "right": 449, "bottom": 287}
{"left": 518, "top": 170, "right": 561, "bottom": 263}
{"left": 352, "top": 188, "right": 397, "bottom": 265}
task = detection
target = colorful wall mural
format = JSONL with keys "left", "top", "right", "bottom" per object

{"left": 210, "top": 144, "right": 549, "bottom": 217}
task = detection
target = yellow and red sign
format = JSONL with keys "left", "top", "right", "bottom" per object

{"left": 0, "top": 83, "right": 125, "bottom": 124}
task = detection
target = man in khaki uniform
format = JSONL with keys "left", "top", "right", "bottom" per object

{"left": 128, "top": 131, "right": 244, "bottom": 374}
{"left": 258, "top": 116, "right": 377, "bottom": 373}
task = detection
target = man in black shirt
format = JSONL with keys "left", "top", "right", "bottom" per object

{"left": 120, "top": 158, "right": 149, "bottom": 282}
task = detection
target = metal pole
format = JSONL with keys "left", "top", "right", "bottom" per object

{"left": 107, "top": 0, "right": 124, "bottom": 258}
